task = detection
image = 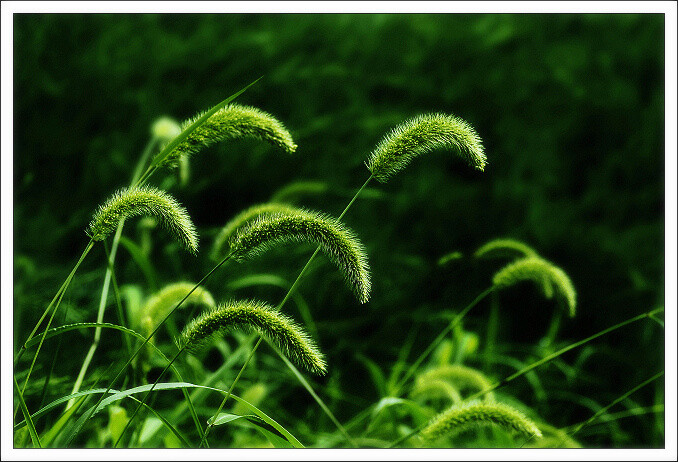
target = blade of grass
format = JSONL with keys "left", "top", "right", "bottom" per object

{"left": 568, "top": 370, "right": 664, "bottom": 436}
{"left": 14, "top": 240, "right": 95, "bottom": 421}
{"left": 14, "top": 375, "right": 41, "bottom": 448}
{"left": 60, "top": 382, "right": 303, "bottom": 448}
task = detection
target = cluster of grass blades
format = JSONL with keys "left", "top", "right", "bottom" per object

{"left": 13, "top": 78, "right": 664, "bottom": 451}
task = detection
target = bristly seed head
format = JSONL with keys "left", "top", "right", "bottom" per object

{"left": 86, "top": 186, "right": 198, "bottom": 254}
{"left": 474, "top": 238, "right": 539, "bottom": 260}
{"left": 228, "top": 208, "right": 371, "bottom": 304}
{"left": 180, "top": 300, "right": 327, "bottom": 375}
{"left": 211, "top": 203, "right": 300, "bottom": 261}
{"left": 366, "top": 113, "right": 486, "bottom": 182}
{"left": 421, "top": 401, "right": 543, "bottom": 441}
{"left": 157, "top": 103, "right": 297, "bottom": 169}
{"left": 492, "top": 256, "right": 577, "bottom": 317}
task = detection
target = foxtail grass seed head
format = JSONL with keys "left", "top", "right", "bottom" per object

{"left": 86, "top": 186, "right": 198, "bottom": 254}
{"left": 180, "top": 300, "right": 327, "bottom": 375}
{"left": 366, "top": 113, "right": 486, "bottom": 182}
{"left": 475, "top": 238, "right": 539, "bottom": 260}
{"left": 421, "top": 401, "right": 543, "bottom": 441}
{"left": 410, "top": 379, "right": 463, "bottom": 404}
{"left": 415, "top": 364, "right": 495, "bottom": 401}
{"left": 151, "top": 116, "right": 182, "bottom": 143}
{"left": 140, "top": 282, "right": 216, "bottom": 336}
{"left": 158, "top": 103, "right": 297, "bottom": 169}
{"left": 492, "top": 256, "right": 577, "bottom": 317}
{"left": 229, "top": 209, "right": 371, "bottom": 303}
{"left": 211, "top": 203, "right": 300, "bottom": 260}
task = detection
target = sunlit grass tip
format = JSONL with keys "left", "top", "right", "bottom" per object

{"left": 474, "top": 238, "right": 539, "bottom": 260}
{"left": 157, "top": 103, "right": 297, "bottom": 169}
{"left": 415, "top": 364, "right": 495, "bottom": 401}
{"left": 179, "top": 300, "right": 327, "bottom": 375}
{"left": 492, "top": 256, "right": 577, "bottom": 317}
{"left": 366, "top": 113, "right": 486, "bottom": 182}
{"left": 421, "top": 401, "right": 543, "bottom": 441}
{"left": 86, "top": 186, "right": 198, "bottom": 254}
{"left": 229, "top": 209, "right": 371, "bottom": 304}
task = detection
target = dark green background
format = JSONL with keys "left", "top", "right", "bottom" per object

{"left": 14, "top": 14, "right": 665, "bottom": 447}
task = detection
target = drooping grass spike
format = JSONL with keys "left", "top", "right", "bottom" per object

{"left": 492, "top": 256, "right": 577, "bottom": 317}
{"left": 229, "top": 209, "right": 371, "bottom": 303}
{"left": 86, "top": 186, "right": 198, "bottom": 254}
{"left": 211, "top": 203, "right": 300, "bottom": 260}
{"left": 156, "top": 103, "right": 297, "bottom": 169}
{"left": 366, "top": 113, "right": 486, "bottom": 182}
{"left": 180, "top": 300, "right": 327, "bottom": 375}
{"left": 414, "top": 364, "right": 495, "bottom": 401}
{"left": 421, "top": 401, "right": 543, "bottom": 441}
{"left": 409, "top": 379, "right": 463, "bottom": 404}
{"left": 474, "top": 238, "right": 539, "bottom": 260}
{"left": 139, "top": 282, "right": 216, "bottom": 337}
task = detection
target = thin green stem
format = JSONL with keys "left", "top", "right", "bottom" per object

{"left": 387, "top": 307, "right": 664, "bottom": 448}
{"left": 542, "top": 309, "right": 563, "bottom": 349}
{"left": 568, "top": 370, "right": 664, "bottom": 436}
{"left": 113, "top": 346, "right": 187, "bottom": 448}
{"left": 392, "top": 286, "right": 495, "bottom": 396}
{"left": 69, "top": 136, "right": 157, "bottom": 407}
{"left": 199, "top": 337, "right": 264, "bottom": 447}
{"left": 105, "top": 240, "right": 134, "bottom": 366}
{"left": 270, "top": 339, "right": 357, "bottom": 447}
{"left": 131, "top": 137, "right": 158, "bottom": 186}
{"left": 14, "top": 240, "right": 95, "bottom": 420}
{"left": 14, "top": 375, "right": 41, "bottom": 448}
{"left": 14, "top": 240, "right": 95, "bottom": 367}
{"left": 69, "top": 224, "right": 125, "bottom": 408}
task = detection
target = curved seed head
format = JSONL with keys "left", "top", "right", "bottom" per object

{"left": 410, "top": 379, "right": 463, "bottom": 404}
{"left": 366, "top": 113, "right": 486, "bottom": 182}
{"left": 415, "top": 364, "right": 495, "bottom": 401}
{"left": 211, "top": 203, "right": 300, "bottom": 261}
{"left": 421, "top": 401, "right": 543, "bottom": 441}
{"left": 229, "top": 209, "right": 371, "bottom": 304}
{"left": 86, "top": 186, "right": 198, "bottom": 254}
{"left": 158, "top": 103, "right": 297, "bottom": 169}
{"left": 475, "top": 238, "right": 539, "bottom": 260}
{"left": 180, "top": 300, "right": 327, "bottom": 375}
{"left": 492, "top": 256, "right": 577, "bottom": 317}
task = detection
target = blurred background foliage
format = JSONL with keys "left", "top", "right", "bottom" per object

{"left": 14, "top": 13, "right": 664, "bottom": 447}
